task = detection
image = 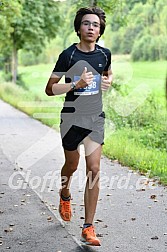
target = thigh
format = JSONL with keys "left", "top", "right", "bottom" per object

{"left": 83, "top": 136, "right": 102, "bottom": 168}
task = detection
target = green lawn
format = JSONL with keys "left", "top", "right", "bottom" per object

{"left": 0, "top": 60, "right": 167, "bottom": 185}
{"left": 131, "top": 61, "right": 166, "bottom": 99}
{"left": 112, "top": 59, "right": 166, "bottom": 100}
{"left": 18, "top": 64, "right": 54, "bottom": 97}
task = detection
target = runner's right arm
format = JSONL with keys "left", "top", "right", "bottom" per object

{"left": 45, "top": 67, "right": 93, "bottom": 96}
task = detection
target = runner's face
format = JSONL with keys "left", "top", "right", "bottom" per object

{"left": 79, "top": 14, "right": 100, "bottom": 43}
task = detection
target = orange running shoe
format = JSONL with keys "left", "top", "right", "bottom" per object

{"left": 59, "top": 194, "right": 72, "bottom": 221}
{"left": 81, "top": 225, "right": 101, "bottom": 246}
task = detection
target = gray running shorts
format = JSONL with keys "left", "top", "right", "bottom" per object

{"left": 60, "top": 112, "right": 105, "bottom": 151}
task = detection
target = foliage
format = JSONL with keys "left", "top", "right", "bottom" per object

{"left": 16, "top": 0, "right": 126, "bottom": 67}
{"left": 0, "top": 0, "right": 60, "bottom": 82}
{"left": 109, "top": 0, "right": 167, "bottom": 60}
{"left": 0, "top": 0, "right": 22, "bottom": 46}
{"left": 0, "top": 0, "right": 22, "bottom": 71}
{"left": 103, "top": 95, "right": 166, "bottom": 153}
{"left": 103, "top": 59, "right": 166, "bottom": 152}
{"left": 0, "top": 0, "right": 60, "bottom": 52}
{"left": 131, "top": 34, "right": 167, "bottom": 61}
{"left": 71, "top": 0, "right": 119, "bottom": 12}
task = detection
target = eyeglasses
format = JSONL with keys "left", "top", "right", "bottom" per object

{"left": 81, "top": 20, "right": 100, "bottom": 28}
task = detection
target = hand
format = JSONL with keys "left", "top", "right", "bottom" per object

{"left": 101, "top": 75, "right": 111, "bottom": 91}
{"left": 76, "top": 67, "right": 94, "bottom": 89}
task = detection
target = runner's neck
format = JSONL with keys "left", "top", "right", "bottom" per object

{"left": 76, "top": 42, "right": 96, "bottom": 52}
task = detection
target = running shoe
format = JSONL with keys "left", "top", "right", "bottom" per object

{"left": 81, "top": 225, "right": 101, "bottom": 246}
{"left": 59, "top": 193, "right": 72, "bottom": 221}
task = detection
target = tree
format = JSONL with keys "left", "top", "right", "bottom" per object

{"left": 69, "top": 0, "right": 119, "bottom": 14}
{"left": 57, "top": 1, "right": 76, "bottom": 49}
{"left": 124, "top": 0, "right": 147, "bottom": 10}
{"left": 0, "top": 0, "right": 22, "bottom": 75}
{"left": 0, "top": 0, "right": 60, "bottom": 83}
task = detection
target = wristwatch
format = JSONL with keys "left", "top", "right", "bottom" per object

{"left": 70, "top": 81, "right": 76, "bottom": 90}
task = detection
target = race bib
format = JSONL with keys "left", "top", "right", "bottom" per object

{"left": 74, "top": 74, "right": 100, "bottom": 95}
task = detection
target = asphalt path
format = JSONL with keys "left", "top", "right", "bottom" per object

{"left": 0, "top": 99, "right": 167, "bottom": 252}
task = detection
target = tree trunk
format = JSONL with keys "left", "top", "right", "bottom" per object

{"left": 12, "top": 42, "right": 18, "bottom": 84}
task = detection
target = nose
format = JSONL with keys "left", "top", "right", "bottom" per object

{"left": 88, "top": 24, "right": 93, "bottom": 29}
{"left": 89, "top": 23, "right": 94, "bottom": 27}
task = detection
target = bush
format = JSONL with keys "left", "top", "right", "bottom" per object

{"left": 103, "top": 82, "right": 166, "bottom": 151}
{"left": 2, "top": 71, "right": 12, "bottom": 82}
{"left": 16, "top": 73, "right": 28, "bottom": 90}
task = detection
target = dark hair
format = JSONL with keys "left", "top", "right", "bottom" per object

{"left": 74, "top": 7, "right": 106, "bottom": 42}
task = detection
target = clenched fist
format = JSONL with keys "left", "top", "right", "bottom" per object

{"left": 76, "top": 67, "right": 94, "bottom": 89}
{"left": 101, "top": 75, "right": 112, "bottom": 91}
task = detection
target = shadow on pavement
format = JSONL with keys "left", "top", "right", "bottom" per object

{"left": 69, "top": 245, "right": 100, "bottom": 252}
{"left": 81, "top": 245, "right": 100, "bottom": 251}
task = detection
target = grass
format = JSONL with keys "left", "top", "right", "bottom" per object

{"left": 18, "top": 64, "right": 54, "bottom": 97}
{"left": 131, "top": 61, "right": 166, "bottom": 101}
{"left": 0, "top": 60, "right": 167, "bottom": 185}
{"left": 103, "top": 129, "right": 167, "bottom": 185}
{"left": 0, "top": 81, "right": 63, "bottom": 130}
{"left": 102, "top": 60, "right": 167, "bottom": 184}
{"left": 112, "top": 58, "right": 166, "bottom": 101}
{"left": 0, "top": 64, "right": 65, "bottom": 129}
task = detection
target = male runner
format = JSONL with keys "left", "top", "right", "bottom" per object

{"left": 45, "top": 6, "right": 112, "bottom": 246}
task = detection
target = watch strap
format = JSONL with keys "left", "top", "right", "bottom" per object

{"left": 70, "top": 81, "right": 76, "bottom": 90}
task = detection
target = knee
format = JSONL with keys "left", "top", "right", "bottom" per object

{"left": 64, "top": 160, "right": 78, "bottom": 173}
{"left": 87, "top": 165, "right": 100, "bottom": 179}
